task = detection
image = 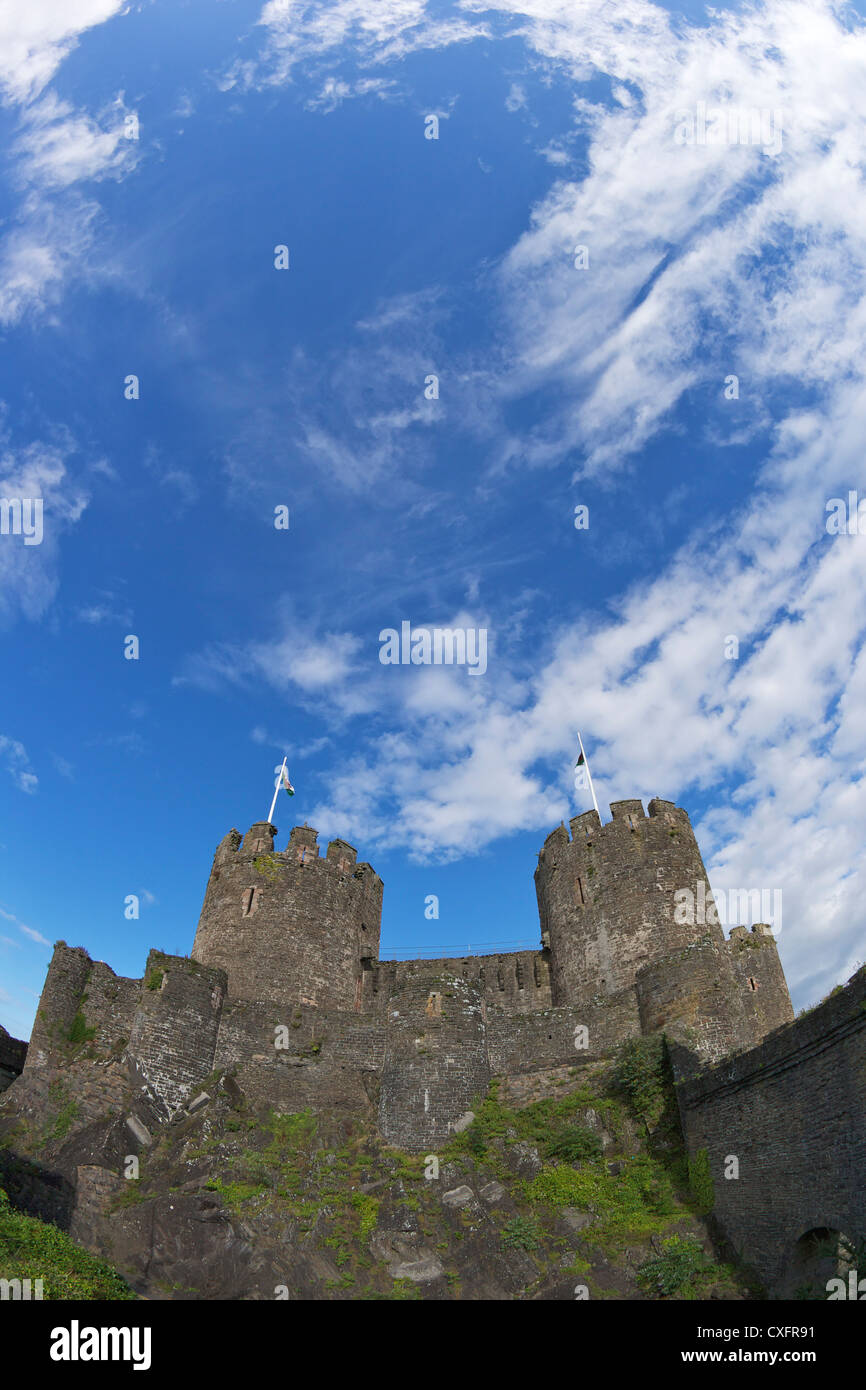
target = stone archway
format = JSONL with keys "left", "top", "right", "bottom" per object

{"left": 778, "top": 1227, "right": 858, "bottom": 1299}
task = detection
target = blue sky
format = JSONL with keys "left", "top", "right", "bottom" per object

{"left": 2, "top": 0, "right": 866, "bottom": 1039}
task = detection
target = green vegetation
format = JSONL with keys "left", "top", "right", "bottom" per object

{"left": 67, "top": 1012, "right": 96, "bottom": 1046}
{"left": 501, "top": 1216, "right": 542, "bottom": 1251}
{"left": 0, "top": 1187, "right": 135, "bottom": 1300}
{"left": 687, "top": 1148, "right": 714, "bottom": 1214}
{"left": 523, "top": 1154, "right": 678, "bottom": 1239}
{"left": 636, "top": 1235, "right": 714, "bottom": 1297}
{"left": 612, "top": 1035, "right": 669, "bottom": 1127}
{"left": 110, "top": 1181, "right": 147, "bottom": 1211}
{"left": 544, "top": 1125, "right": 603, "bottom": 1164}
{"left": 253, "top": 854, "right": 282, "bottom": 883}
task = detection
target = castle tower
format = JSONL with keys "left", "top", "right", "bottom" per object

{"left": 535, "top": 798, "right": 725, "bottom": 1006}
{"left": 190, "top": 822, "right": 383, "bottom": 1012}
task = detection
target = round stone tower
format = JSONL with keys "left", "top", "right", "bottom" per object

{"left": 535, "top": 798, "right": 724, "bottom": 1006}
{"left": 191, "top": 822, "right": 383, "bottom": 1012}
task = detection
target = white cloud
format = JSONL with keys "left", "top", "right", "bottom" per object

{"left": 0, "top": 8, "right": 139, "bottom": 326}
{"left": 0, "top": 437, "right": 88, "bottom": 625}
{"left": 0, "top": 0, "right": 127, "bottom": 107}
{"left": 12, "top": 91, "right": 137, "bottom": 189}
{"left": 18, "top": 923, "right": 52, "bottom": 947}
{"left": 0, "top": 736, "right": 38, "bottom": 794}
{"left": 221, "top": 0, "right": 489, "bottom": 94}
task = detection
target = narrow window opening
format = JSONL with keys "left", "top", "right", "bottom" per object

{"left": 241, "top": 887, "right": 255, "bottom": 917}
{"left": 748, "top": 976, "right": 759, "bottom": 991}
{"left": 576, "top": 876, "right": 586, "bottom": 905}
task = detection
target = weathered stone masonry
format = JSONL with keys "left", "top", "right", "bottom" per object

{"left": 675, "top": 963, "right": 866, "bottom": 1295}
{"left": 24, "top": 798, "right": 792, "bottom": 1153}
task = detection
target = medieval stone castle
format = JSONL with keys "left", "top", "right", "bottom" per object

{"left": 13, "top": 795, "right": 866, "bottom": 1293}
{"left": 26, "top": 797, "right": 791, "bottom": 1150}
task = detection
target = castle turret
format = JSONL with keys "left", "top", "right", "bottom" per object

{"left": 535, "top": 798, "right": 725, "bottom": 1006}
{"left": 191, "top": 823, "right": 383, "bottom": 1012}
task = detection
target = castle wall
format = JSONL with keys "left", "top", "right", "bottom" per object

{"left": 535, "top": 799, "right": 726, "bottom": 1006}
{"left": 80, "top": 962, "right": 141, "bottom": 1054}
{"left": 364, "top": 949, "right": 552, "bottom": 1015}
{"left": 635, "top": 934, "right": 753, "bottom": 1072}
{"left": 486, "top": 986, "right": 641, "bottom": 1073}
{"left": 26, "top": 944, "right": 142, "bottom": 1069}
{"left": 725, "top": 924, "right": 794, "bottom": 1044}
{"left": 379, "top": 976, "right": 490, "bottom": 1151}
{"left": 676, "top": 966, "right": 866, "bottom": 1294}
{"left": 0, "top": 1025, "right": 26, "bottom": 1092}
{"left": 191, "top": 823, "right": 383, "bottom": 1013}
{"left": 212, "top": 995, "right": 385, "bottom": 1111}
{"left": 26, "top": 943, "right": 92, "bottom": 1068}
{"left": 128, "top": 951, "right": 227, "bottom": 1117}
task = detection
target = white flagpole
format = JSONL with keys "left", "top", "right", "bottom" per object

{"left": 577, "top": 731, "right": 601, "bottom": 819}
{"left": 267, "top": 756, "right": 288, "bottom": 825}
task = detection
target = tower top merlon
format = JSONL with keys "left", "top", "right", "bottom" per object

{"left": 609, "top": 798, "right": 646, "bottom": 820}
{"left": 240, "top": 821, "right": 276, "bottom": 854}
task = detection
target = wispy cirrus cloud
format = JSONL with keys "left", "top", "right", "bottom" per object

{"left": 0, "top": 436, "right": 88, "bottom": 626}
{"left": 0, "top": 736, "right": 38, "bottom": 794}
{"left": 0, "top": 6, "right": 139, "bottom": 327}
{"left": 220, "top": 0, "right": 489, "bottom": 95}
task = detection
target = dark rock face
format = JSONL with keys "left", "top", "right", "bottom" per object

{"left": 0, "top": 1025, "right": 27, "bottom": 1092}
{"left": 0, "top": 1053, "right": 746, "bottom": 1301}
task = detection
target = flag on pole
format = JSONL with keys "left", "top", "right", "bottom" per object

{"left": 267, "top": 755, "right": 291, "bottom": 824}
{"left": 575, "top": 731, "right": 601, "bottom": 819}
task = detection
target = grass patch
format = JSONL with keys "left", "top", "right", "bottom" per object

{"left": 0, "top": 1187, "right": 135, "bottom": 1300}
{"left": 523, "top": 1153, "right": 678, "bottom": 1240}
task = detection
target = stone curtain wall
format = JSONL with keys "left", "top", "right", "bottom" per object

{"left": 0, "top": 1025, "right": 26, "bottom": 1091}
{"left": 128, "top": 952, "right": 227, "bottom": 1118}
{"left": 379, "top": 976, "right": 490, "bottom": 1151}
{"left": 364, "top": 950, "right": 552, "bottom": 1015}
{"left": 25, "top": 943, "right": 92, "bottom": 1068}
{"left": 676, "top": 965, "right": 866, "bottom": 1293}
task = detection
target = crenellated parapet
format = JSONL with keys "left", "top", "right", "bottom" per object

{"left": 535, "top": 797, "right": 724, "bottom": 1008}
{"left": 191, "top": 823, "right": 383, "bottom": 1012}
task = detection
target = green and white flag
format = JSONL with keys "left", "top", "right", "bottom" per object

{"left": 267, "top": 755, "right": 293, "bottom": 823}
